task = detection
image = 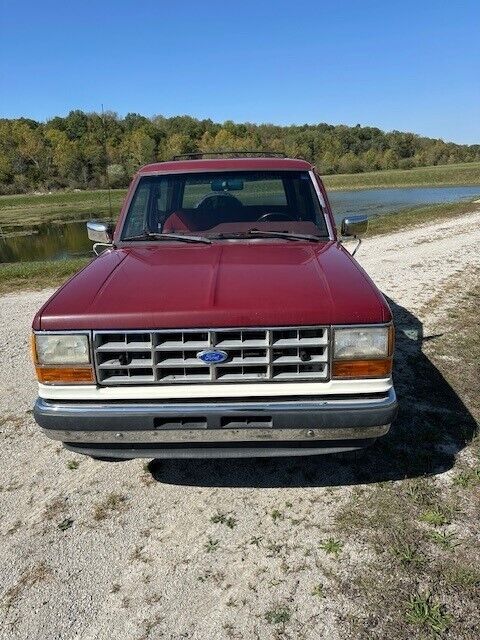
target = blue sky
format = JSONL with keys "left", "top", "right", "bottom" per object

{"left": 1, "top": 0, "right": 479, "bottom": 143}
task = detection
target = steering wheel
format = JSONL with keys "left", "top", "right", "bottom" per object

{"left": 256, "top": 212, "right": 292, "bottom": 222}
{"left": 196, "top": 193, "right": 242, "bottom": 210}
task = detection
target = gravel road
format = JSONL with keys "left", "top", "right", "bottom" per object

{"left": 1, "top": 211, "right": 479, "bottom": 640}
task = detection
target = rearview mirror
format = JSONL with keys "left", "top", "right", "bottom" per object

{"left": 341, "top": 215, "right": 368, "bottom": 237}
{"left": 211, "top": 178, "right": 244, "bottom": 191}
{"left": 87, "top": 220, "right": 114, "bottom": 243}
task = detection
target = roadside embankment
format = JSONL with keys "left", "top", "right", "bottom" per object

{"left": 367, "top": 199, "right": 479, "bottom": 236}
{"left": 323, "top": 161, "right": 480, "bottom": 190}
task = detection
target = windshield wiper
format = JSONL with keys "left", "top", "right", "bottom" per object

{"left": 122, "top": 231, "right": 212, "bottom": 244}
{"left": 244, "top": 229, "right": 325, "bottom": 242}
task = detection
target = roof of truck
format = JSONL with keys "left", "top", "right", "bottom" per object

{"left": 138, "top": 157, "right": 313, "bottom": 174}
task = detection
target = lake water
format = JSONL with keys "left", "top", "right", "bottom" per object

{"left": 329, "top": 185, "right": 480, "bottom": 219}
{"left": 1, "top": 185, "right": 479, "bottom": 263}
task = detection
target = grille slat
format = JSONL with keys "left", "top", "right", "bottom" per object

{"left": 94, "top": 326, "right": 329, "bottom": 385}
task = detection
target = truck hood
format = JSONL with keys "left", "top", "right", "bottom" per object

{"left": 35, "top": 241, "right": 391, "bottom": 330}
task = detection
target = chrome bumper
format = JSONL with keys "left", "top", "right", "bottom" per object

{"left": 34, "top": 389, "right": 397, "bottom": 450}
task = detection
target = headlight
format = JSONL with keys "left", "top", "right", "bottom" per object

{"left": 32, "top": 333, "right": 94, "bottom": 384}
{"left": 332, "top": 325, "right": 393, "bottom": 379}
{"left": 333, "top": 327, "right": 389, "bottom": 359}
{"left": 35, "top": 334, "right": 90, "bottom": 365}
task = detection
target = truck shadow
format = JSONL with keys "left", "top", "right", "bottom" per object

{"left": 148, "top": 298, "right": 477, "bottom": 488}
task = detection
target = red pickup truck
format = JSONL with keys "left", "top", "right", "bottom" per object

{"left": 31, "top": 153, "right": 397, "bottom": 460}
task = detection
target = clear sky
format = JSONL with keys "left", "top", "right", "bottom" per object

{"left": 1, "top": 0, "right": 479, "bottom": 143}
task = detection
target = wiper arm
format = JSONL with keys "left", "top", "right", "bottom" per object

{"left": 122, "top": 231, "right": 212, "bottom": 244}
{"left": 246, "top": 229, "right": 324, "bottom": 242}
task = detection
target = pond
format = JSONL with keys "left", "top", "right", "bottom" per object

{"left": 1, "top": 184, "right": 479, "bottom": 263}
{"left": 328, "top": 185, "right": 480, "bottom": 219}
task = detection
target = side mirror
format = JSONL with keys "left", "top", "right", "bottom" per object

{"left": 87, "top": 220, "right": 114, "bottom": 243}
{"left": 341, "top": 215, "right": 368, "bottom": 237}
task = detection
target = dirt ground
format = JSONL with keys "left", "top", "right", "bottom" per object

{"left": 0, "top": 211, "right": 479, "bottom": 640}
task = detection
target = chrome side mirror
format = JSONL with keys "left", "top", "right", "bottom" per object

{"left": 87, "top": 220, "right": 114, "bottom": 243}
{"left": 341, "top": 215, "right": 368, "bottom": 237}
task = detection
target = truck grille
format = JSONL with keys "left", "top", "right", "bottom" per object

{"left": 93, "top": 327, "right": 329, "bottom": 385}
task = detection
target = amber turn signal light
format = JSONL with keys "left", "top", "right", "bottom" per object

{"left": 30, "top": 333, "right": 38, "bottom": 363}
{"left": 332, "top": 358, "right": 392, "bottom": 379}
{"left": 35, "top": 366, "right": 95, "bottom": 384}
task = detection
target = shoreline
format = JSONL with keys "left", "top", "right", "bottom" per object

{"left": 325, "top": 181, "right": 480, "bottom": 192}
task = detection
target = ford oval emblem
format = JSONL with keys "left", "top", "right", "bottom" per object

{"left": 196, "top": 349, "right": 228, "bottom": 364}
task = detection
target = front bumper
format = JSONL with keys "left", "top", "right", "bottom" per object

{"left": 33, "top": 389, "right": 397, "bottom": 458}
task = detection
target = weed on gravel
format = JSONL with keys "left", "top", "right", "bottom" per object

{"left": 319, "top": 538, "right": 343, "bottom": 557}
{"left": 405, "top": 591, "right": 451, "bottom": 636}
{"left": 2, "top": 562, "right": 52, "bottom": 611}
{"left": 93, "top": 493, "right": 127, "bottom": 521}
{"left": 204, "top": 537, "right": 219, "bottom": 553}
{"left": 264, "top": 605, "right": 291, "bottom": 625}
{"left": 210, "top": 511, "right": 237, "bottom": 529}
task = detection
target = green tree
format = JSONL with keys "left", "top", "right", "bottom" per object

{"left": 121, "top": 128, "right": 155, "bottom": 173}
{"left": 338, "top": 152, "right": 363, "bottom": 174}
{"left": 160, "top": 133, "right": 194, "bottom": 160}
{"left": 382, "top": 149, "right": 399, "bottom": 170}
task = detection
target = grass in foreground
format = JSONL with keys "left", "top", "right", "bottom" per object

{"left": 333, "top": 272, "right": 479, "bottom": 639}
{"left": 323, "top": 161, "right": 480, "bottom": 190}
{"left": 0, "top": 257, "right": 91, "bottom": 294}
{"left": 367, "top": 199, "right": 479, "bottom": 237}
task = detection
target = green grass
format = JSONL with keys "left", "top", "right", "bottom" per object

{"left": 264, "top": 606, "right": 291, "bottom": 625}
{"left": 331, "top": 274, "right": 479, "bottom": 639}
{"left": 0, "top": 257, "right": 91, "bottom": 294}
{"left": 428, "top": 531, "right": 459, "bottom": 551}
{"left": 420, "top": 508, "right": 452, "bottom": 527}
{"left": 210, "top": 511, "right": 237, "bottom": 529}
{"left": 405, "top": 591, "right": 451, "bottom": 636}
{"left": 323, "top": 161, "right": 480, "bottom": 191}
{"left": 319, "top": 538, "right": 343, "bottom": 556}
{"left": 367, "top": 199, "right": 479, "bottom": 237}
{"left": 204, "top": 537, "right": 220, "bottom": 553}
{"left": 311, "top": 583, "right": 326, "bottom": 598}
{"left": 0, "top": 189, "right": 126, "bottom": 228}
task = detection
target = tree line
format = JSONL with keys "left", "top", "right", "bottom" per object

{"left": 1, "top": 110, "right": 479, "bottom": 194}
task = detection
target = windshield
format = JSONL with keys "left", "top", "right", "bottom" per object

{"left": 121, "top": 171, "right": 329, "bottom": 240}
